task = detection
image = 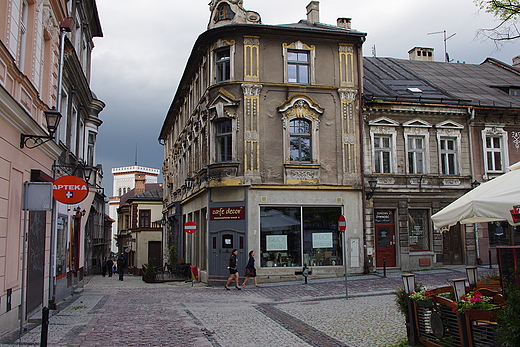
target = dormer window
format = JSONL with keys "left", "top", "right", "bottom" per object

{"left": 215, "top": 3, "right": 235, "bottom": 22}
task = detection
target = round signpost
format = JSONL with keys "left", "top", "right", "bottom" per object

{"left": 338, "top": 215, "right": 347, "bottom": 233}
{"left": 184, "top": 221, "right": 197, "bottom": 234}
{"left": 338, "top": 215, "right": 348, "bottom": 299}
{"left": 52, "top": 175, "right": 89, "bottom": 204}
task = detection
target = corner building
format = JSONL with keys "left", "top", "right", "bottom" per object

{"left": 160, "top": 1, "right": 367, "bottom": 284}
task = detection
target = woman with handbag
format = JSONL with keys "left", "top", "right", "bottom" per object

{"left": 242, "top": 250, "right": 260, "bottom": 288}
{"left": 225, "top": 249, "right": 241, "bottom": 290}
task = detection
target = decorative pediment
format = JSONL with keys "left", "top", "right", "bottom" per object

{"left": 403, "top": 119, "right": 432, "bottom": 128}
{"left": 368, "top": 117, "right": 399, "bottom": 127}
{"left": 278, "top": 94, "right": 324, "bottom": 120}
{"left": 208, "top": 0, "right": 261, "bottom": 29}
{"left": 435, "top": 120, "right": 464, "bottom": 129}
{"left": 207, "top": 88, "right": 239, "bottom": 108}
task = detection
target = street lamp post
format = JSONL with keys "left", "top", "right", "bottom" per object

{"left": 402, "top": 274, "right": 418, "bottom": 346}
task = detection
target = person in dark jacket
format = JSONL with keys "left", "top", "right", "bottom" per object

{"left": 101, "top": 257, "right": 107, "bottom": 277}
{"left": 242, "top": 250, "right": 259, "bottom": 288}
{"left": 106, "top": 257, "right": 114, "bottom": 277}
{"left": 224, "top": 249, "right": 241, "bottom": 290}
{"left": 117, "top": 253, "right": 127, "bottom": 281}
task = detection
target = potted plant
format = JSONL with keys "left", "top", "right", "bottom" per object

{"left": 142, "top": 258, "right": 157, "bottom": 283}
{"left": 452, "top": 290, "right": 493, "bottom": 312}
{"left": 410, "top": 287, "right": 433, "bottom": 307}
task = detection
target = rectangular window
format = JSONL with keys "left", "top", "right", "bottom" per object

{"left": 216, "top": 48, "right": 230, "bottom": 82}
{"left": 287, "top": 50, "right": 309, "bottom": 84}
{"left": 289, "top": 119, "right": 311, "bottom": 162}
{"left": 440, "top": 138, "right": 457, "bottom": 175}
{"left": 407, "top": 136, "right": 424, "bottom": 174}
{"left": 485, "top": 136, "right": 503, "bottom": 172}
{"left": 374, "top": 136, "right": 391, "bottom": 173}
{"left": 408, "top": 210, "right": 430, "bottom": 251}
{"left": 216, "top": 119, "right": 232, "bottom": 162}
{"left": 139, "top": 210, "right": 151, "bottom": 228}
{"left": 260, "top": 206, "right": 343, "bottom": 268}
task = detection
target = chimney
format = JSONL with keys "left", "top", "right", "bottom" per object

{"left": 306, "top": 1, "right": 319, "bottom": 24}
{"left": 337, "top": 18, "right": 351, "bottom": 29}
{"left": 134, "top": 173, "right": 145, "bottom": 195}
{"left": 513, "top": 55, "right": 520, "bottom": 68}
{"left": 408, "top": 47, "right": 434, "bottom": 61}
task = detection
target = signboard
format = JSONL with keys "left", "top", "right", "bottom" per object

{"left": 266, "top": 235, "right": 287, "bottom": 251}
{"left": 23, "top": 182, "right": 53, "bottom": 211}
{"left": 210, "top": 206, "right": 245, "bottom": 220}
{"left": 312, "top": 233, "right": 333, "bottom": 248}
{"left": 52, "top": 175, "right": 88, "bottom": 204}
{"left": 184, "top": 221, "right": 197, "bottom": 234}
{"left": 338, "top": 215, "right": 346, "bottom": 232}
{"left": 375, "top": 211, "right": 392, "bottom": 224}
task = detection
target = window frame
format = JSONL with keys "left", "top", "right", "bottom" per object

{"left": 403, "top": 119, "right": 431, "bottom": 175}
{"left": 139, "top": 209, "right": 151, "bottom": 228}
{"left": 439, "top": 137, "right": 457, "bottom": 175}
{"left": 408, "top": 209, "right": 431, "bottom": 252}
{"left": 211, "top": 40, "right": 235, "bottom": 84}
{"left": 373, "top": 135, "right": 393, "bottom": 174}
{"left": 407, "top": 136, "right": 425, "bottom": 174}
{"left": 482, "top": 127, "right": 509, "bottom": 175}
{"left": 287, "top": 50, "right": 310, "bottom": 84}
{"left": 282, "top": 41, "right": 315, "bottom": 85}
{"left": 215, "top": 118, "right": 233, "bottom": 162}
{"left": 289, "top": 118, "right": 312, "bottom": 162}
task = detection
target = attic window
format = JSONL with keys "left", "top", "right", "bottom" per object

{"left": 408, "top": 87, "right": 422, "bottom": 93}
{"left": 215, "top": 3, "right": 235, "bottom": 22}
{"left": 510, "top": 88, "right": 520, "bottom": 96}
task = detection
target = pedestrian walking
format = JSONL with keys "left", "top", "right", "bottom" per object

{"left": 224, "top": 249, "right": 241, "bottom": 290}
{"left": 106, "top": 257, "right": 114, "bottom": 277}
{"left": 242, "top": 250, "right": 259, "bottom": 288}
{"left": 117, "top": 253, "right": 127, "bottom": 281}
{"left": 101, "top": 257, "right": 107, "bottom": 277}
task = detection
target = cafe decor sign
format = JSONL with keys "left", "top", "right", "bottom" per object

{"left": 210, "top": 206, "right": 245, "bottom": 220}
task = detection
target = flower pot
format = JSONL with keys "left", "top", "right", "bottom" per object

{"left": 416, "top": 298, "right": 433, "bottom": 307}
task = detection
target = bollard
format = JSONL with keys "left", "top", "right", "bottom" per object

{"left": 383, "top": 257, "right": 387, "bottom": 278}
{"left": 302, "top": 263, "right": 309, "bottom": 284}
{"left": 489, "top": 249, "right": 492, "bottom": 269}
{"left": 40, "top": 306, "right": 49, "bottom": 347}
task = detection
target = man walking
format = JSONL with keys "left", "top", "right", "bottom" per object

{"left": 117, "top": 253, "right": 127, "bottom": 281}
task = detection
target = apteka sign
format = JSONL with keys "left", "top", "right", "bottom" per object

{"left": 53, "top": 175, "right": 89, "bottom": 204}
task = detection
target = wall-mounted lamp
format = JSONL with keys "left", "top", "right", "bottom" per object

{"left": 471, "top": 180, "right": 481, "bottom": 189}
{"left": 365, "top": 178, "right": 378, "bottom": 200}
{"left": 185, "top": 177, "right": 194, "bottom": 188}
{"left": 20, "top": 107, "right": 62, "bottom": 149}
{"left": 82, "top": 165, "right": 96, "bottom": 185}
{"left": 466, "top": 266, "right": 478, "bottom": 289}
{"left": 451, "top": 278, "right": 467, "bottom": 301}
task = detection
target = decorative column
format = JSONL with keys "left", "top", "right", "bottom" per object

{"left": 338, "top": 88, "right": 358, "bottom": 177}
{"left": 241, "top": 84, "right": 262, "bottom": 176}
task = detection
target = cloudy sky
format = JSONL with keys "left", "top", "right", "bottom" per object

{"left": 90, "top": 0, "right": 518, "bottom": 196}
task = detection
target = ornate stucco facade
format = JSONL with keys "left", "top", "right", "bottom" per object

{"left": 160, "top": 1, "right": 367, "bottom": 284}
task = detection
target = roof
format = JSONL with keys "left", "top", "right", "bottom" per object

{"left": 364, "top": 57, "right": 520, "bottom": 109}
{"left": 127, "top": 189, "right": 163, "bottom": 203}
{"left": 119, "top": 183, "right": 163, "bottom": 206}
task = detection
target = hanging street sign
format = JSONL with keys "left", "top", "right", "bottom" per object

{"left": 53, "top": 175, "right": 88, "bottom": 204}
{"left": 184, "top": 221, "right": 197, "bottom": 234}
{"left": 338, "top": 215, "right": 347, "bottom": 233}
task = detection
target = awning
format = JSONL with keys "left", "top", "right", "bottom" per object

{"left": 431, "top": 161, "right": 520, "bottom": 229}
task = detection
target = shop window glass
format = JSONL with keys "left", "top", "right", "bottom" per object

{"left": 302, "top": 207, "right": 342, "bottom": 267}
{"left": 408, "top": 209, "right": 430, "bottom": 251}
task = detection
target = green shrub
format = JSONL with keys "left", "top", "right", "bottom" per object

{"left": 496, "top": 281, "right": 520, "bottom": 346}
{"left": 144, "top": 258, "right": 156, "bottom": 276}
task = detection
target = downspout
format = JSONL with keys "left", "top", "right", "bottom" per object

{"left": 357, "top": 37, "right": 369, "bottom": 274}
{"left": 467, "top": 107, "right": 480, "bottom": 263}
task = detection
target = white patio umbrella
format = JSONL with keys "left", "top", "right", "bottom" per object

{"left": 431, "top": 161, "right": 520, "bottom": 229}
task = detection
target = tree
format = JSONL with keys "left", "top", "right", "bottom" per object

{"left": 474, "top": 0, "right": 520, "bottom": 42}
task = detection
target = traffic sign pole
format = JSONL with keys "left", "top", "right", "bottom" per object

{"left": 338, "top": 215, "right": 348, "bottom": 299}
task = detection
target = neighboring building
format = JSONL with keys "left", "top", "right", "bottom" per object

{"left": 0, "top": 0, "right": 103, "bottom": 335}
{"left": 108, "top": 165, "right": 159, "bottom": 252}
{"left": 160, "top": 1, "right": 367, "bottom": 284}
{"left": 363, "top": 54, "right": 520, "bottom": 271}
{"left": 115, "top": 174, "right": 163, "bottom": 274}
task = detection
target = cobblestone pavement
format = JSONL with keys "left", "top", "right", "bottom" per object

{"left": 0, "top": 266, "right": 497, "bottom": 347}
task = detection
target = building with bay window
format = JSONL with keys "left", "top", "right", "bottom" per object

{"left": 160, "top": 1, "right": 367, "bottom": 283}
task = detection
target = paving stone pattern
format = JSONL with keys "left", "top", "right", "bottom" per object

{"left": 0, "top": 266, "right": 496, "bottom": 347}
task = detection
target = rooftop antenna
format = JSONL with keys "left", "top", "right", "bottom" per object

{"left": 135, "top": 143, "right": 138, "bottom": 165}
{"left": 372, "top": 45, "right": 377, "bottom": 58}
{"left": 427, "top": 30, "right": 456, "bottom": 62}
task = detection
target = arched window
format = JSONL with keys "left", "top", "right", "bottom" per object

{"left": 215, "top": 2, "right": 235, "bottom": 22}
{"left": 290, "top": 119, "right": 311, "bottom": 162}
{"left": 216, "top": 119, "right": 232, "bottom": 162}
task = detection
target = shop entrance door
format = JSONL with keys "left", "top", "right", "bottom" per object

{"left": 375, "top": 210, "right": 396, "bottom": 267}
{"left": 442, "top": 223, "right": 463, "bottom": 265}
{"left": 209, "top": 230, "right": 245, "bottom": 277}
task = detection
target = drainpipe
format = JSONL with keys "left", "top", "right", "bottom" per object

{"left": 357, "top": 37, "right": 369, "bottom": 274}
{"left": 467, "top": 107, "right": 480, "bottom": 264}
